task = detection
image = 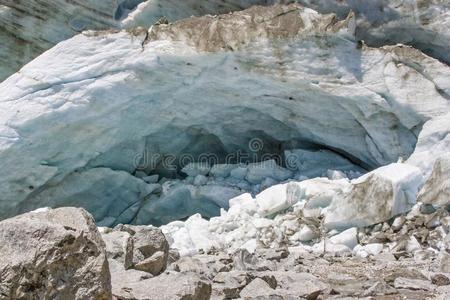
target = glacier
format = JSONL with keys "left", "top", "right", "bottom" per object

{"left": 0, "top": 3, "right": 449, "bottom": 229}
{"left": 1, "top": 2, "right": 450, "bottom": 299}
{"left": 1, "top": 0, "right": 449, "bottom": 82}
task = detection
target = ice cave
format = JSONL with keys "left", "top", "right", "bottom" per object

{"left": 0, "top": 1, "right": 449, "bottom": 299}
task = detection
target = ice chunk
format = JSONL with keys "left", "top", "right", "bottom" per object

{"left": 327, "top": 170, "right": 346, "bottom": 180}
{"left": 142, "top": 174, "right": 159, "bottom": 184}
{"left": 329, "top": 227, "right": 358, "bottom": 249}
{"left": 324, "top": 163, "right": 424, "bottom": 230}
{"left": 240, "top": 239, "right": 258, "bottom": 253}
{"left": 295, "top": 225, "right": 318, "bottom": 242}
{"left": 312, "top": 240, "right": 351, "bottom": 256}
{"left": 228, "top": 193, "right": 258, "bottom": 217}
{"left": 417, "top": 154, "right": 450, "bottom": 207}
{"left": 197, "top": 185, "right": 243, "bottom": 209}
{"left": 255, "top": 184, "right": 289, "bottom": 216}
{"left": 185, "top": 214, "right": 221, "bottom": 252}
{"left": 245, "top": 160, "right": 293, "bottom": 184}
{"left": 260, "top": 177, "right": 279, "bottom": 190}
{"left": 210, "top": 164, "right": 238, "bottom": 178}
{"left": 353, "top": 243, "right": 383, "bottom": 257}
{"left": 181, "top": 162, "right": 211, "bottom": 177}
{"left": 255, "top": 181, "right": 308, "bottom": 216}
{"left": 193, "top": 175, "right": 208, "bottom": 186}
{"left": 230, "top": 167, "right": 248, "bottom": 180}
{"left": 407, "top": 111, "right": 450, "bottom": 176}
{"left": 299, "top": 178, "right": 350, "bottom": 210}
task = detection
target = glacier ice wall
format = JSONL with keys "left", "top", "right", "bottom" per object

{"left": 0, "top": 0, "right": 271, "bottom": 82}
{"left": 0, "top": 4, "right": 449, "bottom": 225}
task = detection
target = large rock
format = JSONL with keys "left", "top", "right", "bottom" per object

{"left": 239, "top": 277, "right": 276, "bottom": 299}
{"left": 0, "top": 207, "right": 111, "bottom": 299}
{"left": 417, "top": 154, "right": 450, "bottom": 207}
{"left": 101, "top": 228, "right": 134, "bottom": 269}
{"left": 0, "top": 4, "right": 449, "bottom": 224}
{"left": 104, "top": 224, "right": 170, "bottom": 275}
{"left": 262, "top": 271, "right": 329, "bottom": 299}
{"left": 212, "top": 271, "right": 252, "bottom": 298}
{"left": 324, "top": 163, "right": 424, "bottom": 229}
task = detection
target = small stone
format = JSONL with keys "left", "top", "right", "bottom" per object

{"left": 258, "top": 248, "right": 289, "bottom": 262}
{"left": 420, "top": 204, "right": 437, "bottom": 214}
{"left": 382, "top": 222, "right": 391, "bottom": 232}
{"left": 134, "top": 251, "right": 166, "bottom": 275}
{"left": 167, "top": 249, "right": 180, "bottom": 265}
{"left": 239, "top": 278, "right": 275, "bottom": 299}
{"left": 394, "top": 277, "right": 434, "bottom": 291}
{"left": 438, "top": 251, "right": 450, "bottom": 272}
{"left": 432, "top": 274, "right": 450, "bottom": 286}
{"left": 373, "top": 252, "right": 397, "bottom": 262}
{"left": 425, "top": 213, "right": 441, "bottom": 229}
{"left": 406, "top": 236, "right": 422, "bottom": 253}
{"left": 414, "top": 249, "right": 435, "bottom": 262}
{"left": 392, "top": 216, "right": 406, "bottom": 231}
{"left": 363, "top": 281, "right": 397, "bottom": 296}
{"left": 212, "top": 271, "right": 251, "bottom": 298}
{"left": 274, "top": 271, "right": 328, "bottom": 299}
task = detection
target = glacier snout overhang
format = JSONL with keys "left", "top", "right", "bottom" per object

{"left": 0, "top": 4, "right": 449, "bottom": 225}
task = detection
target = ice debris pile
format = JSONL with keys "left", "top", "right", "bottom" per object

{"left": 159, "top": 161, "right": 433, "bottom": 256}
{"left": 129, "top": 150, "right": 364, "bottom": 227}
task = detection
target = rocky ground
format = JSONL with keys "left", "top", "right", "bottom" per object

{"left": 0, "top": 203, "right": 448, "bottom": 299}
{"left": 103, "top": 202, "right": 450, "bottom": 300}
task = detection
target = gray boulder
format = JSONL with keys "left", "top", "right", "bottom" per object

{"left": 0, "top": 207, "right": 111, "bottom": 299}
{"left": 103, "top": 224, "right": 169, "bottom": 276}
{"left": 102, "top": 229, "right": 134, "bottom": 269}
{"left": 239, "top": 278, "right": 277, "bottom": 299}
{"left": 169, "top": 253, "right": 232, "bottom": 279}
{"left": 113, "top": 271, "right": 211, "bottom": 300}
{"left": 212, "top": 271, "right": 252, "bottom": 299}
